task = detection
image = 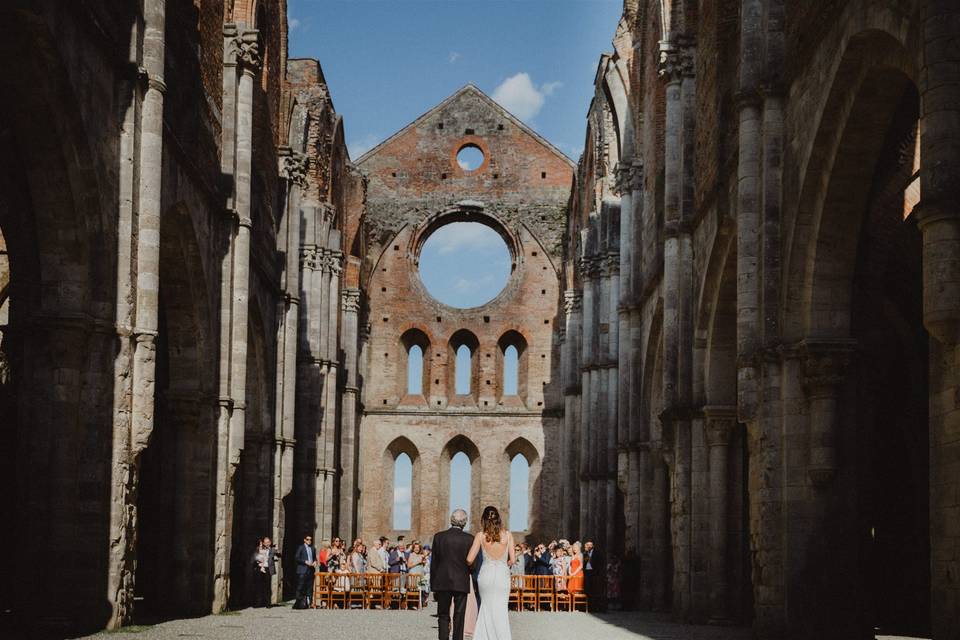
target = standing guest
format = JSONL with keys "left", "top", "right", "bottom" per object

{"left": 407, "top": 541, "right": 427, "bottom": 607}
{"left": 534, "top": 543, "right": 553, "bottom": 576}
{"left": 293, "top": 534, "right": 317, "bottom": 609}
{"left": 317, "top": 540, "right": 331, "bottom": 572}
{"left": 552, "top": 547, "right": 567, "bottom": 591}
{"left": 510, "top": 544, "right": 525, "bottom": 577}
{"left": 350, "top": 540, "right": 367, "bottom": 574}
{"left": 250, "top": 536, "right": 279, "bottom": 607}
{"left": 584, "top": 540, "right": 606, "bottom": 612}
{"left": 378, "top": 536, "right": 390, "bottom": 569}
{"left": 388, "top": 542, "right": 407, "bottom": 575}
{"left": 567, "top": 542, "right": 584, "bottom": 593}
{"left": 368, "top": 539, "right": 386, "bottom": 572}
{"left": 523, "top": 543, "right": 536, "bottom": 576}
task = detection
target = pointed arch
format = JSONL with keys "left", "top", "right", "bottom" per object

{"left": 384, "top": 436, "right": 422, "bottom": 534}
{"left": 441, "top": 435, "right": 482, "bottom": 528}
{"left": 505, "top": 438, "right": 542, "bottom": 534}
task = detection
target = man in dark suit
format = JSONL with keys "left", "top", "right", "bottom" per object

{"left": 523, "top": 543, "right": 536, "bottom": 576}
{"left": 292, "top": 534, "right": 317, "bottom": 609}
{"left": 250, "top": 536, "right": 280, "bottom": 607}
{"left": 534, "top": 543, "right": 553, "bottom": 576}
{"left": 584, "top": 539, "right": 606, "bottom": 612}
{"left": 430, "top": 509, "right": 473, "bottom": 640}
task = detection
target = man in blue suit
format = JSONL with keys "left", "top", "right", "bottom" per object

{"left": 293, "top": 534, "right": 317, "bottom": 609}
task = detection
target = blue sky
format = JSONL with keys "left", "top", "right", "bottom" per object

{"left": 290, "top": 0, "right": 624, "bottom": 536}
{"left": 287, "top": 0, "right": 624, "bottom": 160}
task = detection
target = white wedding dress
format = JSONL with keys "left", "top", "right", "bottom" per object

{"left": 472, "top": 542, "right": 512, "bottom": 640}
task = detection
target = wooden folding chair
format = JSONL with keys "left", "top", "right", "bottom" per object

{"left": 571, "top": 589, "right": 589, "bottom": 612}
{"left": 519, "top": 575, "right": 538, "bottom": 611}
{"left": 403, "top": 573, "right": 422, "bottom": 609}
{"left": 535, "top": 575, "right": 555, "bottom": 611}
{"left": 347, "top": 573, "right": 366, "bottom": 609}
{"left": 554, "top": 576, "right": 572, "bottom": 612}
{"left": 328, "top": 573, "right": 349, "bottom": 609}
{"left": 312, "top": 572, "right": 332, "bottom": 609}
{"left": 508, "top": 574, "right": 523, "bottom": 611}
{"left": 384, "top": 573, "right": 404, "bottom": 609}
{"left": 363, "top": 573, "right": 387, "bottom": 609}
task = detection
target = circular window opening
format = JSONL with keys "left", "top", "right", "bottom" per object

{"left": 418, "top": 222, "right": 511, "bottom": 308}
{"left": 456, "top": 144, "right": 485, "bottom": 172}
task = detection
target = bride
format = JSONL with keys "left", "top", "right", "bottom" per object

{"left": 467, "top": 506, "right": 516, "bottom": 640}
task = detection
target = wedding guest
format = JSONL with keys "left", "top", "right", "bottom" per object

{"left": 250, "top": 536, "right": 279, "bottom": 607}
{"left": 510, "top": 544, "right": 525, "bottom": 577}
{"left": 368, "top": 539, "right": 386, "bottom": 572}
{"left": 388, "top": 541, "right": 407, "bottom": 575}
{"left": 407, "top": 541, "right": 427, "bottom": 607}
{"left": 567, "top": 542, "right": 584, "bottom": 593}
{"left": 584, "top": 540, "right": 606, "bottom": 612}
{"left": 606, "top": 555, "right": 622, "bottom": 610}
{"left": 293, "top": 534, "right": 317, "bottom": 609}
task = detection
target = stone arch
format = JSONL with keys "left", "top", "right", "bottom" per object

{"left": 784, "top": 28, "right": 917, "bottom": 339}
{"left": 384, "top": 436, "right": 422, "bottom": 535}
{"left": 504, "top": 437, "right": 542, "bottom": 535}
{"left": 400, "top": 327, "right": 431, "bottom": 402}
{"left": 0, "top": 6, "right": 122, "bottom": 629}
{"left": 137, "top": 203, "right": 215, "bottom": 619}
{"left": 447, "top": 329, "right": 480, "bottom": 404}
{"left": 780, "top": 22, "right": 932, "bottom": 637}
{"left": 230, "top": 296, "right": 276, "bottom": 607}
{"left": 440, "top": 434, "right": 482, "bottom": 528}
{"left": 496, "top": 329, "right": 529, "bottom": 404}
{"left": 696, "top": 221, "right": 737, "bottom": 406}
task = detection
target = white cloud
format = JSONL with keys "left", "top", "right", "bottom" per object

{"left": 348, "top": 133, "right": 381, "bottom": 159}
{"left": 449, "top": 51, "right": 461, "bottom": 64}
{"left": 429, "top": 223, "right": 503, "bottom": 255}
{"left": 289, "top": 17, "right": 301, "bottom": 30}
{"left": 454, "top": 274, "right": 495, "bottom": 292}
{"left": 491, "top": 73, "right": 562, "bottom": 121}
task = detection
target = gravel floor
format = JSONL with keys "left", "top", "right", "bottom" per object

{"left": 78, "top": 606, "right": 754, "bottom": 640}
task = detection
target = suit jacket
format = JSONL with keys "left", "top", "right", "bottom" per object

{"left": 387, "top": 549, "right": 406, "bottom": 573}
{"left": 250, "top": 546, "right": 279, "bottom": 576}
{"left": 295, "top": 544, "right": 318, "bottom": 575}
{"left": 367, "top": 547, "right": 385, "bottom": 572}
{"left": 523, "top": 552, "right": 536, "bottom": 575}
{"left": 584, "top": 549, "right": 605, "bottom": 574}
{"left": 534, "top": 550, "right": 553, "bottom": 576}
{"left": 430, "top": 526, "right": 474, "bottom": 593}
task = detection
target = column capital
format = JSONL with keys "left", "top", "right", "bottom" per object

{"left": 280, "top": 151, "right": 309, "bottom": 187}
{"left": 341, "top": 288, "right": 361, "bottom": 313}
{"left": 703, "top": 405, "right": 738, "bottom": 447}
{"left": 229, "top": 29, "right": 261, "bottom": 73}
{"left": 658, "top": 44, "right": 695, "bottom": 83}
{"left": 801, "top": 339, "right": 856, "bottom": 392}
{"left": 614, "top": 159, "right": 644, "bottom": 195}
{"left": 563, "top": 289, "right": 582, "bottom": 314}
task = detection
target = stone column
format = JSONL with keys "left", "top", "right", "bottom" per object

{"left": 107, "top": 0, "right": 166, "bottom": 626}
{"left": 562, "top": 290, "right": 582, "bottom": 536}
{"left": 801, "top": 340, "right": 854, "bottom": 487}
{"left": 273, "top": 150, "right": 307, "bottom": 600}
{"left": 579, "top": 249, "right": 597, "bottom": 538}
{"left": 650, "top": 442, "right": 670, "bottom": 611}
{"left": 213, "top": 26, "right": 260, "bottom": 612}
{"left": 605, "top": 252, "right": 620, "bottom": 553}
{"left": 919, "top": 4, "right": 960, "bottom": 632}
{"left": 704, "top": 406, "right": 737, "bottom": 623}
{"left": 339, "top": 287, "right": 361, "bottom": 540}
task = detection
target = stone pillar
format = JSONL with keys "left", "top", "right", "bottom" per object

{"left": 339, "top": 287, "right": 361, "bottom": 540}
{"left": 213, "top": 26, "right": 260, "bottom": 612}
{"left": 273, "top": 150, "right": 307, "bottom": 600}
{"left": 605, "top": 252, "right": 620, "bottom": 553}
{"left": 107, "top": 0, "right": 166, "bottom": 626}
{"left": 704, "top": 406, "right": 738, "bottom": 623}
{"left": 801, "top": 340, "right": 854, "bottom": 487}
{"left": 562, "top": 290, "right": 582, "bottom": 536}
{"left": 650, "top": 442, "right": 670, "bottom": 611}
{"left": 579, "top": 249, "right": 597, "bottom": 538}
{"left": 919, "top": 5, "right": 960, "bottom": 632}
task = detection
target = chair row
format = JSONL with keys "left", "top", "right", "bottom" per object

{"left": 312, "top": 572, "right": 426, "bottom": 610}
{"left": 310, "top": 572, "right": 589, "bottom": 612}
{"left": 509, "top": 575, "right": 589, "bottom": 613}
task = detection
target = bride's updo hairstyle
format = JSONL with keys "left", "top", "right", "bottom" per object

{"left": 481, "top": 505, "right": 503, "bottom": 543}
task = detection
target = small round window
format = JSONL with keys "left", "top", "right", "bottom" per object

{"left": 456, "top": 144, "right": 485, "bottom": 172}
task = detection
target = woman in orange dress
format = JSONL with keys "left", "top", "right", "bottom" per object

{"left": 567, "top": 542, "right": 584, "bottom": 593}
